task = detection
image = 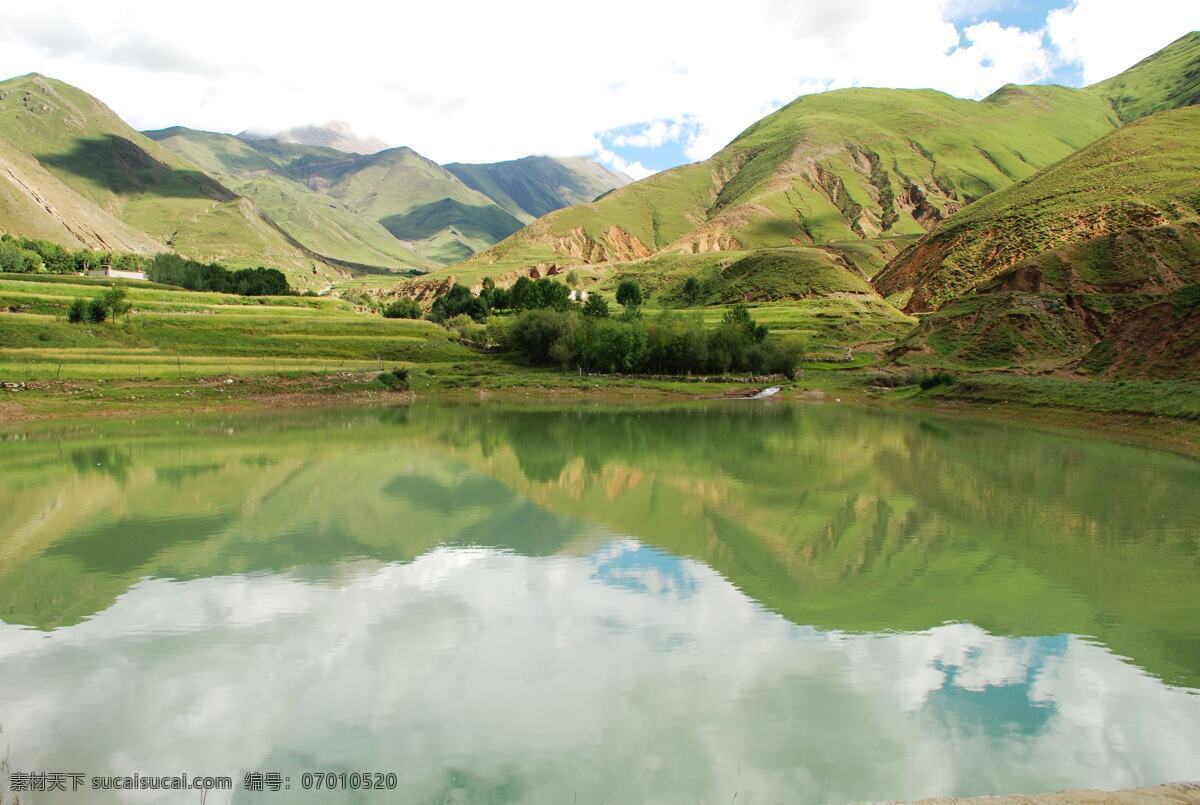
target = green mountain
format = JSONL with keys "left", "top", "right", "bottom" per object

{"left": 886, "top": 109, "right": 1200, "bottom": 376}
{"left": 295, "top": 146, "right": 526, "bottom": 264}
{"left": 1090, "top": 31, "right": 1200, "bottom": 123}
{"left": 0, "top": 74, "right": 343, "bottom": 288}
{"left": 0, "top": 134, "right": 163, "bottom": 255}
{"left": 143, "top": 126, "right": 434, "bottom": 271}
{"left": 147, "top": 130, "right": 627, "bottom": 268}
{"left": 445, "top": 156, "right": 631, "bottom": 223}
{"left": 875, "top": 105, "right": 1200, "bottom": 312}
{"left": 462, "top": 84, "right": 1119, "bottom": 275}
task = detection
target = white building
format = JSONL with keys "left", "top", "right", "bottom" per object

{"left": 85, "top": 266, "right": 148, "bottom": 281}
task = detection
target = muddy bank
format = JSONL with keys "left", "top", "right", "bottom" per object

{"left": 909, "top": 781, "right": 1200, "bottom": 803}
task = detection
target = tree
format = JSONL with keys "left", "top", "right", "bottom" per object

{"left": 146, "top": 253, "right": 290, "bottom": 296}
{"left": 615, "top": 279, "right": 643, "bottom": 310}
{"left": 722, "top": 304, "right": 768, "bottom": 343}
{"left": 582, "top": 294, "right": 610, "bottom": 318}
{"left": 565, "top": 269, "right": 580, "bottom": 290}
{"left": 86, "top": 298, "right": 108, "bottom": 323}
{"left": 0, "top": 240, "right": 27, "bottom": 273}
{"left": 19, "top": 249, "right": 45, "bottom": 273}
{"left": 383, "top": 298, "right": 422, "bottom": 319}
{"left": 533, "top": 279, "right": 571, "bottom": 311}
{"left": 577, "top": 317, "right": 648, "bottom": 373}
{"left": 507, "top": 309, "right": 570, "bottom": 365}
{"left": 67, "top": 298, "right": 87, "bottom": 323}
{"left": 231, "top": 267, "right": 289, "bottom": 296}
{"left": 430, "top": 284, "right": 488, "bottom": 323}
{"left": 682, "top": 276, "right": 702, "bottom": 305}
{"left": 509, "top": 276, "right": 535, "bottom": 310}
{"left": 101, "top": 284, "right": 132, "bottom": 322}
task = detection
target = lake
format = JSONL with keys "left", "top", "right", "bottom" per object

{"left": 1, "top": 402, "right": 1198, "bottom": 803}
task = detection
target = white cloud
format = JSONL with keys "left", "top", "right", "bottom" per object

{"left": 590, "top": 139, "right": 655, "bottom": 180}
{"left": 0, "top": 0, "right": 1194, "bottom": 170}
{"left": 2, "top": 545, "right": 1199, "bottom": 803}
{"left": 1047, "top": 1, "right": 1200, "bottom": 84}
{"left": 609, "top": 119, "right": 686, "bottom": 149}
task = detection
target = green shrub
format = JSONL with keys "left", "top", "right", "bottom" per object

{"left": 583, "top": 294, "right": 610, "bottom": 318}
{"left": 919, "top": 371, "right": 956, "bottom": 390}
{"left": 0, "top": 240, "right": 28, "bottom": 273}
{"left": 377, "top": 367, "right": 410, "bottom": 391}
{"left": 446, "top": 313, "right": 488, "bottom": 346}
{"left": 86, "top": 298, "right": 108, "bottom": 323}
{"left": 383, "top": 298, "right": 422, "bottom": 319}
{"left": 101, "top": 284, "right": 132, "bottom": 321}
{"left": 510, "top": 277, "right": 571, "bottom": 311}
{"left": 616, "top": 279, "right": 643, "bottom": 309}
{"left": 67, "top": 298, "right": 87, "bottom": 324}
{"left": 508, "top": 309, "right": 572, "bottom": 365}
{"left": 575, "top": 317, "right": 648, "bottom": 373}
{"left": 504, "top": 306, "right": 799, "bottom": 376}
{"left": 430, "top": 284, "right": 488, "bottom": 323}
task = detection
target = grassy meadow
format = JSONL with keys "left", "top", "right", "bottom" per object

{"left": 0, "top": 273, "right": 472, "bottom": 384}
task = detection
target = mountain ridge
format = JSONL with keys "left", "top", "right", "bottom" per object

{"left": 452, "top": 32, "right": 1200, "bottom": 282}
{"left": 145, "top": 127, "right": 630, "bottom": 269}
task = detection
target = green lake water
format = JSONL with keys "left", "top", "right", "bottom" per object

{"left": 1, "top": 402, "right": 1198, "bottom": 803}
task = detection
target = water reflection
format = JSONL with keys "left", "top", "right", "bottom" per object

{"left": 0, "top": 403, "right": 1198, "bottom": 803}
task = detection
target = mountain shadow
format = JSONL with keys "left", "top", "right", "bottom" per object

{"left": 40, "top": 135, "right": 235, "bottom": 201}
{"left": 379, "top": 198, "right": 523, "bottom": 243}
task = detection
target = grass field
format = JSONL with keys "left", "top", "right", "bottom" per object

{"left": 0, "top": 274, "right": 472, "bottom": 383}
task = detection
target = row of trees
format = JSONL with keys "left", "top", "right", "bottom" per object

{"left": 419, "top": 276, "right": 800, "bottom": 376}
{"left": 0, "top": 234, "right": 291, "bottom": 297}
{"left": 145, "top": 253, "right": 290, "bottom": 296}
{"left": 502, "top": 305, "right": 803, "bottom": 376}
{"left": 420, "top": 277, "right": 645, "bottom": 324}
{"left": 0, "top": 234, "right": 144, "bottom": 275}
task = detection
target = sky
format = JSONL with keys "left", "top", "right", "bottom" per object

{"left": 0, "top": 1, "right": 1196, "bottom": 179}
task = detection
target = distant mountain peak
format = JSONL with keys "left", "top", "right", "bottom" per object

{"left": 239, "top": 120, "right": 390, "bottom": 155}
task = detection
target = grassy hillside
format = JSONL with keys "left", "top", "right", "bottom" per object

{"left": 145, "top": 127, "right": 433, "bottom": 271}
{"left": 296, "top": 146, "right": 524, "bottom": 263}
{"left": 0, "top": 74, "right": 343, "bottom": 289}
{"left": 0, "top": 273, "right": 471, "bottom": 382}
{"left": 0, "top": 139, "right": 163, "bottom": 254}
{"left": 874, "top": 107, "right": 1200, "bottom": 311}
{"left": 149, "top": 130, "right": 629, "bottom": 269}
{"left": 445, "top": 156, "right": 631, "bottom": 223}
{"left": 1090, "top": 31, "right": 1200, "bottom": 123}
{"left": 889, "top": 217, "right": 1200, "bottom": 377}
{"left": 463, "top": 83, "right": 1119, "bottom": 275}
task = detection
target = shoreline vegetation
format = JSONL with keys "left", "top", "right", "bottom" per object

{"left": 0, "top": 272, "right": 1196, "bottom": 456}
{"left": 3, "top": 362, "right": 1198, "bottom": 460}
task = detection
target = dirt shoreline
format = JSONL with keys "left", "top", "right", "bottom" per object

{"left": 1, "top": 374, "right": 1197, "bottom": 458}
{"left": 909, "top": 781, "right": 1200, "bottom": 803}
